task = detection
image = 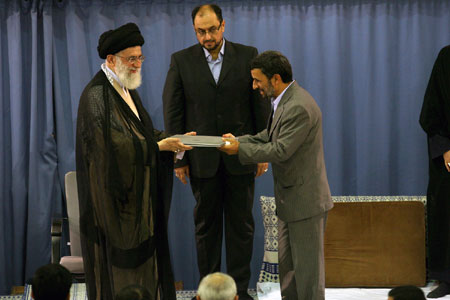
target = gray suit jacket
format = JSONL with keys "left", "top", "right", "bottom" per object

{"left": 238, "top": 82, "right": 333, "bottom": 222}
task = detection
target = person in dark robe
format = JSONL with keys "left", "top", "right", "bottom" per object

{"left": 419, "top": 45, "right": 450, "bottom": 298}
{"left": 76, "top": 23, "right": 193, "bottom": 300}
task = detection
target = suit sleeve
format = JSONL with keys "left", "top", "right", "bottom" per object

{"left": 239, "top": 128, "right": 270, "bottom": 144}
{"left": 238, "top": 104, "right": 313, "bottom": 164}
{"left": 163, "top": 54, "right": 189, "bottom": 167}
{"left": 248, "top": 47, "right": 271, "bottom": 132}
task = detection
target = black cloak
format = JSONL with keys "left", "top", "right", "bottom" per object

{"left": 419, "top": 45, "right": 450, "bottom": 282}
{"left": 76, "top": 70, "right": 176, "bottom": 299}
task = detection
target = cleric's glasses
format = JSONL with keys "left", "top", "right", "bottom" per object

{"left": 115, "top": 55, "right": 145, "bottom": 64}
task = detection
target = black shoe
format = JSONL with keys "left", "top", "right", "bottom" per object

{"left": 427, "top": 282, "right": 450, "bottom": 298}
{"left": 238, "top": 291, "right": 254, "bottom": 300}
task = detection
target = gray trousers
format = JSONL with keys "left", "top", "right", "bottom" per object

{"left": 278, "top": 212, "right": 328, "bottom": 300}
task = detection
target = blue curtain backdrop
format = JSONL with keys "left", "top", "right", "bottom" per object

{"left": 1, "top": 0, "right": 448, "bottom": 294}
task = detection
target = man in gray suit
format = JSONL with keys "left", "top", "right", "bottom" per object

{"left": 220, "top": 51, "right": 333, "bottom": 300}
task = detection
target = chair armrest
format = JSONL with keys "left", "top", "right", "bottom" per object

{"left": 51, "top": 218, "right": 65, "bottom": 264}
{"left": 51, "top": 218, "right": 63, "bottom": 236}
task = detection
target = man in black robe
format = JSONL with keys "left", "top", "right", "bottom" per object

{"left": 419, "top": 46, "right": 450, "bottom": 298}
{"left": 76, "top": 23, "right": 191, "bottom": 300}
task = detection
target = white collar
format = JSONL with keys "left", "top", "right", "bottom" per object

{"left": 272, "top": 80, "right": 295, "bottom": 109}
{"left": 203, "top": 39, "right": 225, "bottom": 61}
{"left": 101, "top": 63, "right": 129, "bottom": 96}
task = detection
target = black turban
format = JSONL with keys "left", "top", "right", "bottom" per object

{"left": 97, "top": 23, "right": 145, "bottom": 59}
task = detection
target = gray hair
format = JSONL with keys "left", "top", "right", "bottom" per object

{"left": 197, "top": 272, "right": 237, "bottom": 300}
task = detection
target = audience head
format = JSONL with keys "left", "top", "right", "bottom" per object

{"left": 115, "top": 284, "right": 152, "bottom": 300}
{"left": 388, "top": 285, "right": 426, "bottom": 300}
{"left": 31, "top": 263, "right": 72, "bottom": 300}
{"left": 196, "top": 272, "right": 238, "bottom": 300}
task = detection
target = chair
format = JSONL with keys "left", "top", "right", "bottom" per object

{"left": 51, "top": 171, "right": 84, "bottom": 281}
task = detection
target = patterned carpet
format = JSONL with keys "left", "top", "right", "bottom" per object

{"left": 2, "top": 283, "right": 450, "bottom": 300}
{"left": 0, "top": 285, "right": 256, "bottom": 300}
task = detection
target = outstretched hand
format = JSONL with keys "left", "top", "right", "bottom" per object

{"left": 218, "top": 133, "right": 239, "bottom": 155}
{"left": 158, "top": 138, "right": 192, "bottom": 152}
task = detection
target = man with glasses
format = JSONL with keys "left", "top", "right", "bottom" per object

{"left": 163, "top": 4, "right": 270, "bottom": 300}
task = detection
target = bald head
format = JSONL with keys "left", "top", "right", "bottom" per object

{"left": 191, "top": 4, "right": 223, "bottom": 24}
{"left": 196, "top": 272, "right": 238, "bottom": 300}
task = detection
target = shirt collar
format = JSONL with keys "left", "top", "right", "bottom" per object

{"left": 101, "top": 63, "right": 129, "bottom": 96}
{"left": 203, "top": 39, "right": 225, "bottom": 62}
{"left": 272, "top": 80, "right": 295, "bottom": 107}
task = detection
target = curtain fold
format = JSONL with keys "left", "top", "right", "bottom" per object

{"left": 1, "top": 0, "right": 449, "bottom": 294}
{"left": 1, "top": 1, "right": 61, "bottom": 293}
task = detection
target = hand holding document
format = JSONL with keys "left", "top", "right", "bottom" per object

{"left": 159, "top": 131, "right": 196, "bottom": 153}
{"left": 218, "top": 133, "right": 239, "bottom": 155}
{"left": 172, "top": 132, "right": 196, "bottom": 162}
{"left": 168, "top": 133, "right": 240, "bottom": 154}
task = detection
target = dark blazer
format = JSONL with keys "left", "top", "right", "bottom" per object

{"left": 163, "top": 40, "right": 271, "bottom": 178}
{"left": 238, "top": 82, "right": 333, "bottom": 222}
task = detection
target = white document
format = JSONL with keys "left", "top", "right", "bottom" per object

{"left": 170, "top": 135, "right": 225, "bottom": 147}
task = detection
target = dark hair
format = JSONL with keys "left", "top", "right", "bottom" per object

{"left": 388, "top": 285, "right": 426, "bottom": 300}
{"left": 250, "top": 51, "right": 293, "bottom": 83}
{"left": 116, "top": 284, "right": 152, "bottom": 300}
{"left": 191, "top": 4, "right": 223, "bottom": 24}
{"left": 32, "top": 264, "right": 72, "bottom": 300}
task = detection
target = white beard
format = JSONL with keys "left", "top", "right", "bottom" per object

{"left": 115, "top": 58, "right": 142, "bottom": 90}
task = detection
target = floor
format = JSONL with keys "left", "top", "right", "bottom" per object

{"left": 2, "top": 282, "right": 449, "bottom": 300}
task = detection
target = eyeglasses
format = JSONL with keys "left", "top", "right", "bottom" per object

{"left": 195, "top": 22, "right": 222, "bottom": 37}
{"left": 115, "top": 55, "right": 145, "bottom": 63}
